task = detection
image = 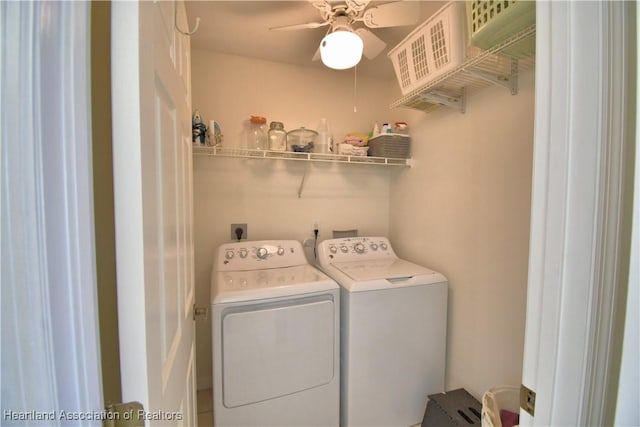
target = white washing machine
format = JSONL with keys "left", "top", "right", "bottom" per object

{"left": 211, "top": 240, "right": 340, "bottom": 427}
{"left": 317, "top": 237, "right": 448, "bottom": 427}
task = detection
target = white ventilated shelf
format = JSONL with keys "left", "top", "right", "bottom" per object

{"left": 193, "top": 146, "right": 412, "bottom": 167}
{"left": 391, "top": 24, "right": 536, "bottom": 113}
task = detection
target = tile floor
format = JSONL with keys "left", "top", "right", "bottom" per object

{"left": 197, "top": 388, "right": 213, "bottom": 427}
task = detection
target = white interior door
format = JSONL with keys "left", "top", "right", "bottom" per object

{"left": 111, "top": 1, "right": 195, "bottom": 425}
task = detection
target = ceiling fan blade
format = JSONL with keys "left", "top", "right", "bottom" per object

{"left": 345, "top": 0, "right": 371, "bottom": 15}
{"left": 269, "top": 21, "right": 330, "bottom": 31}
{"left": 310, "top": 0, "right": 334, "bottom": 21}
{"left": 361, "top": 1, "right": 420, "bottom": 28}
{"left": 312, "top": 25, "right": 332, "bottom": 62}
{"left": 355, "top": 28, "right": 387, "bottom": 59}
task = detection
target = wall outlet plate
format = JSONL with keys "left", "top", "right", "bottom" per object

{"left": 231, "top": 223, "right": 247, "bottom": 240}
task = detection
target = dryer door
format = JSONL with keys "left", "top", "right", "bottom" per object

{"left": 221, "top": 295, "right": 336, "bottom": 408}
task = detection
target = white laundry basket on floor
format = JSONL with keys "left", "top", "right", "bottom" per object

{"left": 481, "top": 385, "right": 520, "bottom": 427}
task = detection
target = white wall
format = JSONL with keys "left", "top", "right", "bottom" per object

{"left": 191, "top": 50, "right": 397, "bottom": 388}
{"left": 191, "top": 50, "right": 398, "bottom": 148}
{"left": 389, "top": 71, "right": 535, "bottom": 399}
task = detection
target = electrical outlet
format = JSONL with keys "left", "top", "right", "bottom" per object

{"left": 231, "top": 223, "right": 247, "bottom": 241}
{"left": 312, "top": 220, "right": 320, "bottom": 233}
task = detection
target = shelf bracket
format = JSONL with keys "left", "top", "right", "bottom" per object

{"left": 418, "top": 88, "right": 466, "bottom": 113}
{"left": 510, "top": 58, "right": 519, "bottom": 95}
{"left": 466, "top": 68, "right": 511, "bottom": 90}
{"left": 466, "top": 58, "right": 519, "bottom": 95}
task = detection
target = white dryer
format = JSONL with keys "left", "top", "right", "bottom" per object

{"left": 211, "top": 240, "right": 339, "bottom": 427}
{"left": 317, "top": 237, "right": 448, "bottom": 427}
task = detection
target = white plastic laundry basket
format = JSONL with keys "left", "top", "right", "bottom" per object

{"left": 481, "top": 385, "right": 520, "bottom": 427}
{"left": 388, "top": 1, "right": 467, "bottom": 95}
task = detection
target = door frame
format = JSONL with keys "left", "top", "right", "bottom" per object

{"left": 521, "top": 1, "right": 636, "bottom": 425}
{"left": 1, "top": 0, "right": 104, "bottom": 419}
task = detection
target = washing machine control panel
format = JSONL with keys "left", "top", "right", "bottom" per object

{"left": 317, "top": 237, "right": 396, "bottom": 263}
{"left": 216, "top": 240, "right": 307, "bottom": 271}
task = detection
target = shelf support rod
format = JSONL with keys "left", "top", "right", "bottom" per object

{"left": 297, "top": 169, "right": 307, "bottom": 198}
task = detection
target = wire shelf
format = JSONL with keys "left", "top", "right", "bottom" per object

{"left": 192, "top": 146, "right": 412, "bottom": 167}
{"left": 390, "top": 24, "right": 536, "bottom": 113}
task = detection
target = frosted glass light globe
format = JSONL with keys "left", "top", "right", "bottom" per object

{"left": 320, "top": 30, "right": 364, "bottom": 70}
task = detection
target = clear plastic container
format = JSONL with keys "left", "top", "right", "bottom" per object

{"left": 247, "top": 115, "right": 268, "bottom": 150}
{"left": 268, "top": 121, "right": 287, "bottom": 151}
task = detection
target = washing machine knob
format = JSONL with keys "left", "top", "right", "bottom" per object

{"left": 257, "top": 247, "right": 269, "bottom": 259}
{"left": 370, "top": 243, "right": 378, "bottom": 251}
{"left": 329, "top": 245, "right": 337, "bottom": 254}
{"left": 239, "top": 248, "right": 248, "bottom": 258}
{"left": 354, "top": 242, "right": 365, "bottom": 254}
{"left": 340, "top": 245, "right": 349, "bottom": 253}
{"left": 380, "top": 242, "right": 388, "bottom": 250}
{"left": 225, "top": 250, "right": 235, "bottom": 260}
{"left": 277, "top": 247, "right": 285, "bottom": 256}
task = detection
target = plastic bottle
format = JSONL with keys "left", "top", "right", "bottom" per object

{"left": 316, "top": 118, "right": 333, "bottom": 154}
{"left": 247, "top": 115, "right": 268, "bottom": 150}
{"left": 372, "top": 122, "right": 380, "bottom": 137}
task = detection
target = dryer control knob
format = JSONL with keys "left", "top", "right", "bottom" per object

{"left": 340, "top": 245, "right": 349, "bottom": 253}
{"left": 370, "top": 243, "right": 378, "bottom": 251}
{"left": 225, "top": 250, "right": 235, "bottom": 260}
{"left": 354, "top": 243, "right": 365, "bottom": 254}
{"left": 256, "top": 247, "right": 269, "bottom": 259}
{"left": 277, "top": 247, "right": 285, "bottom": 256}
{"left": 329, "top": 245, "right": 338, "bottom": 254}
{"left": 380, "top": 243, "right": 388, "bottom": 250}
{"left": 239, "top": 248, "right": 248, "bottom": 258}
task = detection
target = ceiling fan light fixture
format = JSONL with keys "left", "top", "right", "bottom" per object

{"left": 320, "top": 30, "right": 363, "bottom": 70}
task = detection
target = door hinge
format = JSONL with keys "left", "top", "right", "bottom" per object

{"left": 520, "top": 384, "right": 536, "bottom": 416}
{"left": 193, "top": 304, "right": 208, "bottom": 321}
{"left": 104, "top": 401, "right": 144, "bottom": 427}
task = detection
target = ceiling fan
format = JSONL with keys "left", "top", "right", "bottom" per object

{"left": 269, "top": 0, "right": 420, "bottom": 69}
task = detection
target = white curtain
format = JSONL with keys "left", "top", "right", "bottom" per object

{"left": 1, "top": 1, "right": 103, "bottom": 425}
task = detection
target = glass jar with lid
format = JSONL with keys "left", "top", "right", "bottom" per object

{"left": 268, "top": 121, "right": 287, "bottom": 151}
{"left": 287, "top": 127, "right": 317, "bottom": 152}
{"left": 247, "top": 115, "right": 268, "bottom": 150}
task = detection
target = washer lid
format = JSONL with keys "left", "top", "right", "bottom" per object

{"left": 331, "top": 258, "right": 436, "bottom": 282}
{"left": 212, "top": 264, "right": 338, "bottom": 304}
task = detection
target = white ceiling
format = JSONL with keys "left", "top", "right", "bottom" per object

{"left": 185, "top": 1, "right": 446, "bottom": 79}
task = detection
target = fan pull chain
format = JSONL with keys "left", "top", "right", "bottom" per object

{"left": 353, "top": 65, "right": 358, "bottom": 113}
